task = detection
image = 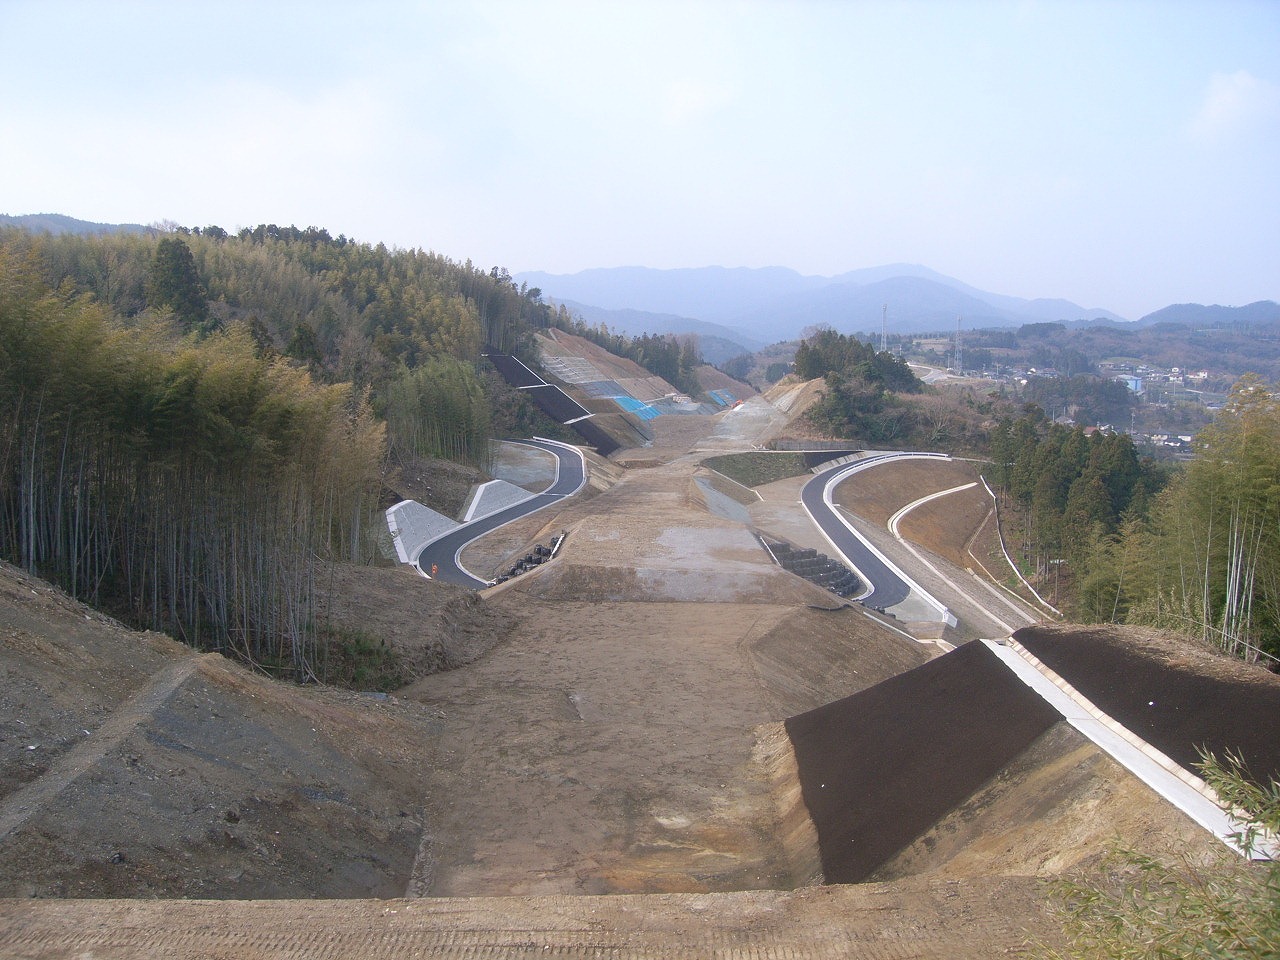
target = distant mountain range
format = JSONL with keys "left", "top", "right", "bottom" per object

{"left": 516, "top": 264, "right": 1131, "bottom": 344}
{"left": 1135, "top": 300, "right": 1280, "bottom": 327}
{"left": 551, "top": 299, "right": 764, "bottom": 364}
{"left": 0, "top": 212, "right": 150, "bottom": 235}
{"left": 4, "top": 215, "right": 1273, "bottom": 351}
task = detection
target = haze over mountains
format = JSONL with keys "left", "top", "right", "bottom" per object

{"left": 519, "top": 265, "right": 1280, "bottom": 350}
{"left": 0, "top": 212, "right": 149, "bottom": 236}
{"left": 516, "top": 264, "right": 1133, "bottom": 345}
{"left": 3, "top": 215, "right": 1274, "bottom": 352}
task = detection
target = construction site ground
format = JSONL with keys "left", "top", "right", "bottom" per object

{"left": 0, "top": 387, "right": 1269, "bottom": 959}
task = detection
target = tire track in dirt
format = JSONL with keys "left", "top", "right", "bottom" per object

{"left": 0, "top": 877, "right": 1052, "bottom": 959}
{"left": 0, "top": 653, "right": 207, "bottom": 842}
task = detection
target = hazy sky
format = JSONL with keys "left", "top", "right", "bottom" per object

{"left": 2, "top": 1, "right": 1276, "bottom": 318}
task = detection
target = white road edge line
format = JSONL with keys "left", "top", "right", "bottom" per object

{"left": 979, "top": 475, "right": 1062, "bottom": 617}
{"left": 811, "top": 453, "right": 953, "bottom": 619}
{"left": 451, "top": 438, "right": 587, "bottom": 584}
{"left": 886, "top": 482, "right": 1017, "bottom": 635}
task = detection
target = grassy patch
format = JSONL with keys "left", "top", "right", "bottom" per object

{"left": 316, "top": 627, "right": 410, "bottom": 692}
{"left": 702, "top": 452, "right": 810, "bottom": 488}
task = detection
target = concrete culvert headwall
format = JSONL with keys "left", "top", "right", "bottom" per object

{"left": 784, "top": 641, "right": 1062, "bottom": 884}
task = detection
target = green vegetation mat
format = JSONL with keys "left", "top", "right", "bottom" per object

{"left": 701, "top": 452, "right": 810, "bottom": 488}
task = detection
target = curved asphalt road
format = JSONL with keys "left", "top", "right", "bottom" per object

{"left": 413, "top": 438, "right": 587, "bottom": 589}
{"left": 800, "top": 452, "right": 949, "bottom": 610}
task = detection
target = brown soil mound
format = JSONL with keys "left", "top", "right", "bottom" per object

{"left": 314, "top": 564, "right": 518, "bottom": 680}
{"left": 832, "top": 457, "right": 982, "bottom": 528}
{"left": 537, "top": 329, "right": 664, "bottom": 386}
{"left": 695, "top": 364, "right": 757, "bottom": 399}
{"left": 896, "top": 479, "right": 992, "bottom": 569}
{"left": 869, "top": 721, "right": 1211, "bottom": 881}
{"left": 745, "top": 606, "right": 934, "bottom": 715}
{"left": 0, "top": 566, "right": 190, "bottom": 802}
{"left": 0, "top": 561, "right": 459, "bottom": 900}
{"left": 784, "top": 641, "right": 1061, "bottom": 883}
{"left": 1015, "top": 624, "right": 1280, "bottom": 784}
{"left": 384, "top": 452, "right": 485, "bottom": 519}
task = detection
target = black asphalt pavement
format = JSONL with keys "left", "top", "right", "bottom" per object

{"left": 413, "top": 439, "right": 586, "bottom": 588}
{"left": 800, "top": 453, "right": 947, "bottom": 609}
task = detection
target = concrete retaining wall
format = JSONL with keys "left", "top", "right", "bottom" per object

{"left": 386, "top": 500, "right": 459, "bottom": 565}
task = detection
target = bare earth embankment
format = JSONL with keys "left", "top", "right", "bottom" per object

{"left": 0, "top": 383, "right": 1271, "bottom": 958}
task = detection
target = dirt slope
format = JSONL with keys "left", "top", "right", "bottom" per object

{"left": 0, "top": 376, "right": 1268, "bottom": 958}
{"left": 785, "top": 641, "right": 1064, "bottom": 882}
{"left": 1015, "top": 624, "right": 1280, "bottom": 784}
{"left": 870, "top": 721, "right": 1212, "bottom": 881}
{"left": 0, "top": 561, "right": 445, "bottom": 899}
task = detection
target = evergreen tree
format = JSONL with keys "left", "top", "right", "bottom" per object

{"left": 146, "top": 236, "right": 210, "bottom": 330}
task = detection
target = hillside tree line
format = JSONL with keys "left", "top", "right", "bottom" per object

{"left": 988, "top": 378, "right": 1280, "bottom": 664}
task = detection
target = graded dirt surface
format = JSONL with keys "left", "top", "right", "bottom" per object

{"left": 0, "top": 561, "right": 444, "bottom": 900}
{"left": 0, "top": 875, "right": 1057, "bottom": 959}
{"left": 0, "top": 379, "right": 1269, "bottom": 958}
{"left": 397, "top": 443, "right": 939, "bottom": 898}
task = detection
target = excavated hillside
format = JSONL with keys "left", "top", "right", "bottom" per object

{"left": 1, "top": 371, "right": 1269, "bottom": 959}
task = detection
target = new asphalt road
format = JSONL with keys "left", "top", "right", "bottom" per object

{"left": 800, "top": 453, "right": 949, "bottom": 610}
{"left": 413, "top": 438, "right": 587, "bottom": 588}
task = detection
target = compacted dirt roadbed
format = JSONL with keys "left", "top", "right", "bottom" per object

{"left": 0, "top": 876, "right": 1056, "bottom": 959}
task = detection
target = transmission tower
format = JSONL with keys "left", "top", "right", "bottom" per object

{"left": 953, "top": 316, "right": 963, "bottom": 373}
{"left": 881, "top": 304, "right": 888, "bottom": 354}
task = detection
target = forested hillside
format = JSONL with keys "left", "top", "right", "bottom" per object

{"left": 0, "top": 224, "right": 564, "bottom": 463}
{"left": 986, "top": 380, "right": 1280, "bottom": 664}
{"left": 0, "top": 224, "right": 611, "bottom": 678}
{"left": 0, "top": 222, "right": 743, "bottom": 678}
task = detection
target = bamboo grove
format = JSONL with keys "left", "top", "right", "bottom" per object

{"left": 0, "top": 222, "right": 730, "bottom": 675}
{"left": 1115, "top": 376, "right": 1280, "bottom": 664}
{"left": 0, "top": 223, "right": 559, "bottom": 471}
{"left": 0, "top": 249, "right": 383, "bottom": 675}
{"left": 0, "top": 224, "right": 568, "bottom": 675}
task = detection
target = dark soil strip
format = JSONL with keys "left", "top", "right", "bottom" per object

{"left": 523, "top": 384, "right": 591, "bottom": 423}
{"left": 566, "top": 417, "right": 621, "bottom": 457}
{"left": 485, "top": 353, "right": 546, "bottom": 389}
{"left": 1015, "top": 626, "right": 1280, "bottom": 786}
{"left": 784, "top": 641, "right": 1061, "bottom": 883}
